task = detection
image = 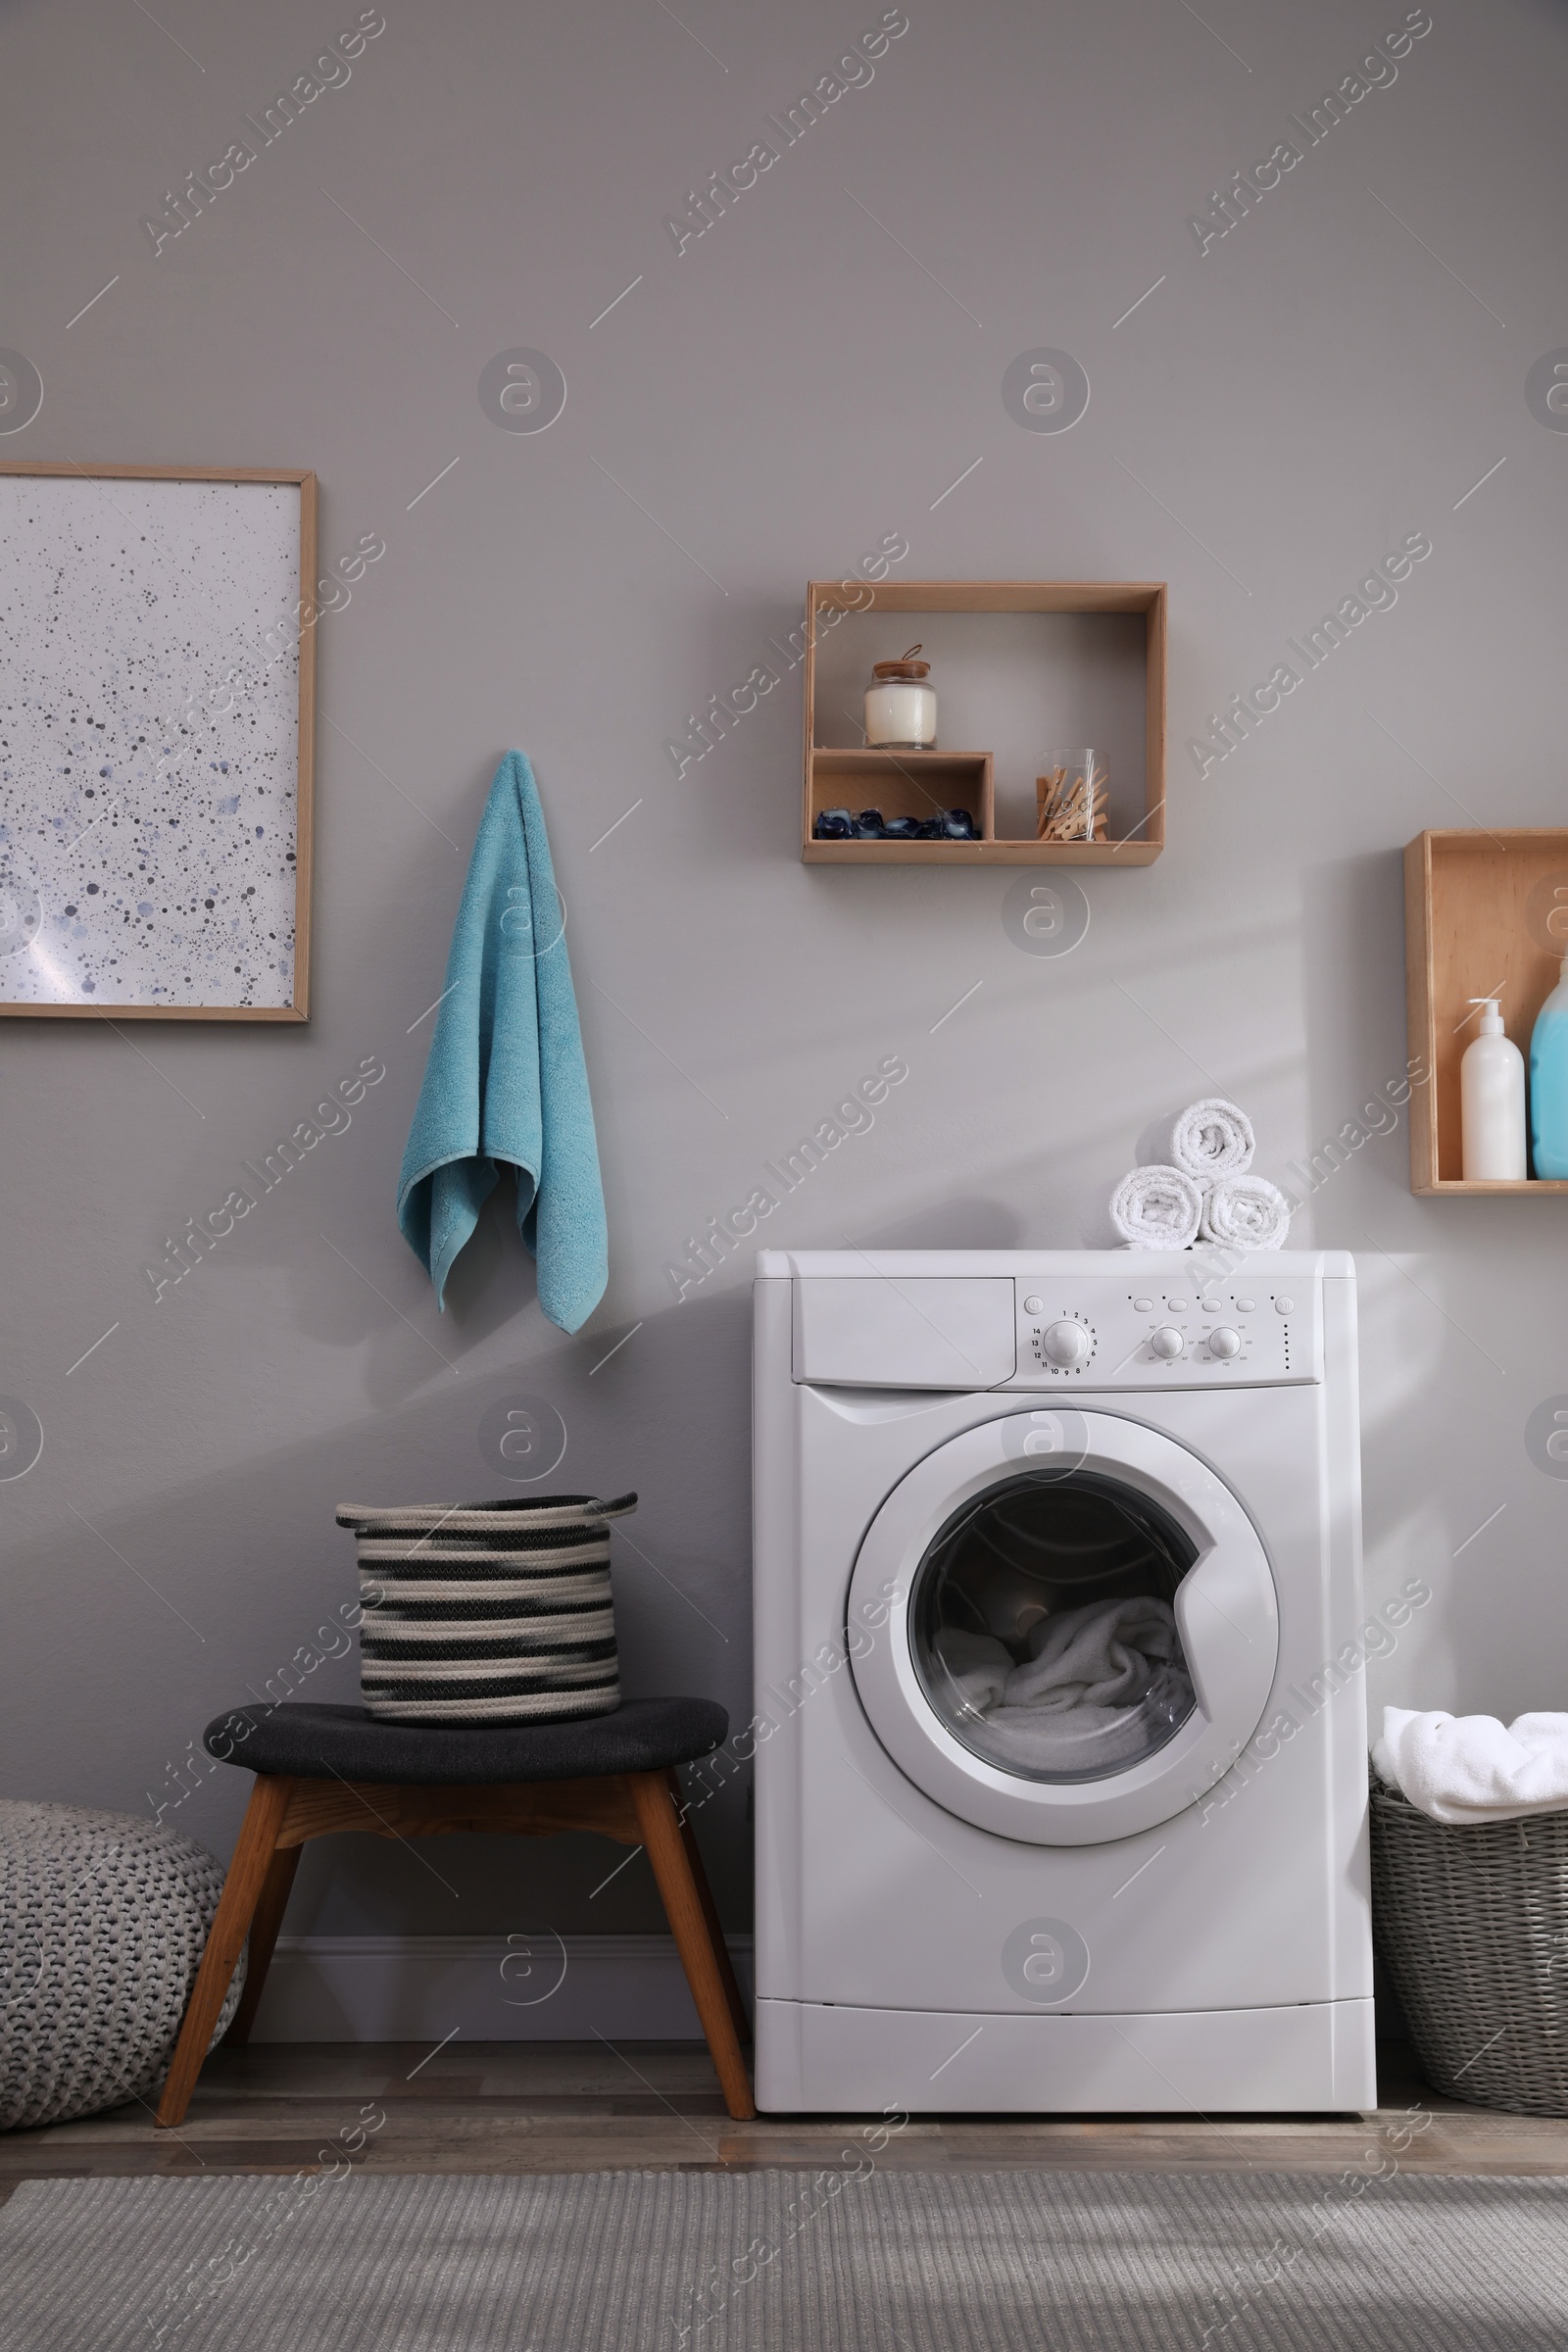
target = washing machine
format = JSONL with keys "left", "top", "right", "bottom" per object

{"left": 752, "top": 1250, "right": 1375, "bottom": 2115}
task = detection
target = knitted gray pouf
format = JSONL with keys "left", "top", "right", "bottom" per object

{"left": 0, "top": 1799, "right": 244, "bottom": 2131}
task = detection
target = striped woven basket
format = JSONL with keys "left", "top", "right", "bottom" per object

{"left": 336, "top": 1492, "right": 635, "bottom": 1726}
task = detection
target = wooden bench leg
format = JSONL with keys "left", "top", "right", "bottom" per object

{"left": 667, "top": 1767, "right": 751, "bottom": 2049}
{"left": 630, "top": 1769, "right": 756, "bottom": 2122}
{"left": 223, "top": 1841, "right": 302, "bottom": 2047}
{"left": 156, "top": 1775, "right": 296, "bottom": 2127}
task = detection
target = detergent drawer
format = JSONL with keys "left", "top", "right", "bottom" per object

{"left": 792, "top": 1277, "right": 1016, "bottom": 1390}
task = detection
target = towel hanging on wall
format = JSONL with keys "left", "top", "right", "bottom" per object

{"left": 397, "top": 752, "right": 608, "bottom": 1333}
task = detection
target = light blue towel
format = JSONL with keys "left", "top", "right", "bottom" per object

{"left": 397, "top": 752, "right": 608, "bottom": 1333}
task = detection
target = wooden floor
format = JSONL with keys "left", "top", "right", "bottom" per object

{"left": 4, "top": 2040, "right": 1567, "bottom": 2195}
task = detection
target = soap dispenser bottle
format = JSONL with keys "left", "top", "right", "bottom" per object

{"left": 1530, "top": 959, "right": 1568, "bottom": 1178}
{"left": 1461, "top": 998, "right": 1526, "bottom": 1180}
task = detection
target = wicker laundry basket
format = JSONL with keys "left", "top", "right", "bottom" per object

{"left": 1369, "top": 1776, "right": 1568, "bottom": 2115}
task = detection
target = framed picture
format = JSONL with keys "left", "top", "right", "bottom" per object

{"left": 0, "top": 462, "right": 317, "bottom": 1019}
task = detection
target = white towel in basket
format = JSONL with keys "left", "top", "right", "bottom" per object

{"left": 1373, "top": 1706, "right": 1568, "bottom": 1824}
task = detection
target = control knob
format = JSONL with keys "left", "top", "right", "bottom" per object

{"left": 1208, "top": 1327, "right": 1242, "bottom": 1360}
{"left": 1041, "top": 1319, "right": 1093, "bottom": 1368}
{"left": 1149, "top": 1326, "right": 1186, "bottom": 1360}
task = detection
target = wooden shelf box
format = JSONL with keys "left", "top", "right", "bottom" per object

{"left": 1404, "top": 828, "right": 1568, "bottom": 1194}
{"left": 807, "top": 750, "right": 993, "bottom": 861}
{"left": 801, "top": 579, "right": 1167, "bottom": 866}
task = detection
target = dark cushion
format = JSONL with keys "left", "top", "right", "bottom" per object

{"left": 203, "top": 1697, "right": 728, "bottom": 1786}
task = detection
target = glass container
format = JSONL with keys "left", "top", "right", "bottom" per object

{"left": 863, "top": 646, "right": 936, "bottom": 751}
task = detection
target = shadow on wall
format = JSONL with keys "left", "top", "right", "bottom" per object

{"left": 10, "top": 1283, "right": 756, "bottom": 1936}
{"left": 838, "top": 1197, "right": 1022, "bottom": 1252}
{"left": 1298, "top": 849, "right": 1411, "bottom": 1204}
{"left": 1298, "top": 849, "right": 1539, "bottom": 1715}
{"left": 267, "top": 1156, "right": 567, "bottom": 1420}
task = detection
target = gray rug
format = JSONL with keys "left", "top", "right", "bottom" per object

{"left": 1, "top": 2168, "right": 1565, "bottom": 2351}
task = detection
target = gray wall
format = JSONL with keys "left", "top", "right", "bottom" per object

{"left": 2, "top": 0, "right": 1565, "bottom": 1947}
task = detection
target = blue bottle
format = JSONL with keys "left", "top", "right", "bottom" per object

{"left": 1530, "top": 959, "right": 1568, "bottom": 1177}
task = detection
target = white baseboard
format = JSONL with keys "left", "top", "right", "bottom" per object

{"left": 253, "top": 1935, "right": 755, "bottom": 2042}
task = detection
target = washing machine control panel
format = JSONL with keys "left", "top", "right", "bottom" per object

{"left": 1007, "top": 1277, "right": 1317, "bottom": 1387}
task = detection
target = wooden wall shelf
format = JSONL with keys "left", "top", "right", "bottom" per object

{"left": 1404, "top": 828, "right": 1568, "bottom": 1194}
{"left": 801, "top": 579, "right": 1166, "bottom": 866}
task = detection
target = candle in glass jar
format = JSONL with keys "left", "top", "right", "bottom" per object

{"left": 863, "top": 646, "right": 936, "bottom": 749}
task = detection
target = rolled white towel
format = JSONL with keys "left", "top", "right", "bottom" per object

{"left": 1103, "top": 1164, "right": 1203, "bottom": 1250}
{"left": 1199, "top": 1172, "right": 1292, "bottom": 1251}
{"left": 1137, "top": 1099, "right": 1255, "bottom": 1181}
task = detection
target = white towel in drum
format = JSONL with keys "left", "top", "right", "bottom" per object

{"left": 1101, "top": 1163, "right": 1203, "bottom": 1249}
{"left": 1199, "top": 1172, "right": 1292, "bottom": 1250}
{"left": 932, "top": 1598, "right": 1194, "bottom": 1775}
{"left": 1373, "top": 1707, "right": 1568, "bottom": 1824}
{"left": 1137, "top": 1099, "right": 1255, "bottom": 1181}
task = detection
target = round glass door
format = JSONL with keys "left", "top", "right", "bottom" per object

{"left": 910, "top": 1469, "right": 1199, "bottom": 1785}
{"left": 848, "top": 1410, "right": 1280, "bottom": 1845}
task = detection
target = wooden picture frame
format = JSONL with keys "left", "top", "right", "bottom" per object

{"left": 0, "top": 462, "right": 317, "bottom": 1019}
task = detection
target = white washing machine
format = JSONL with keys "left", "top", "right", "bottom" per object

{"left": 752, "top": 1250, "right": 1375, "bottom": 2115}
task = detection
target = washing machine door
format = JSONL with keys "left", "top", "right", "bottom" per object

{"left": 847, "top": 1408, "right": 1279, "bottom": 1845}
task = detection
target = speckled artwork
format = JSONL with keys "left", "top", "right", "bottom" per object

{"left": 0, "top": 474, "right": 306, "bottom": 1012}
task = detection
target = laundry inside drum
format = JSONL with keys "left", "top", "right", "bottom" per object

{"left": 909, "top": 1469, "right": 1200, "bottom": 1784}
